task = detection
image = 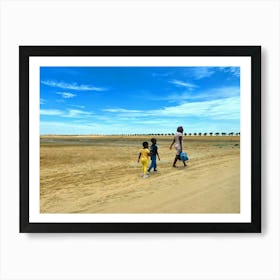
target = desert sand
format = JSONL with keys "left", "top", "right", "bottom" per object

{"left": 40, "top": 135, "right": 240, "bottom": 213}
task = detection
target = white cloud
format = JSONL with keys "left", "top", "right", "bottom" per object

{"left": 40, "top": 108, "right": 93, "bottom": 118}
{"left": 223, "top": 67, "right": 240, "bottom": 77}
{"left": 40, "top": 121, "right": 134, "bottom": 135}
{"left": 103, "top": 108, "right": 141, "bottom": 113}
{"left": 101, "top": 86, "right": 240, "bottom": 121}
{"left": 164, "top": 86, "right": 240, "bottom": 103}
{"left": 103, "top": 96, "right": 240, "bottom": 120}
{"left": 41, "top": 80, "right": 107, "bottom": 91}
{"left": 187, "top": 67, "right": 215, "bottom": 80}
{"left": 169, "top": 79, "right": 198, "bottom": 89}
{"left": 63, "top": 109, "right": 93, "bottom": 118}
{"left": 72, "top": 105, "right": 85, "bottom": 109}
{"left": 40, "top": 121, "right": 97, "bottom": 135}
{"left": 40, "top": 109, "right": 63, "bottom": 116}
{"left": 56, "top": 92, "right": 76, "bottom": 99}
{"left": 155, "top": 96, "right": 239, "bottom": 120}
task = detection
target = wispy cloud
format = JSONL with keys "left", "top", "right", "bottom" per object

{"left": 40, "top": 98, "right": 46, "bottom": 105}
{"left": 40, "top": 109, "right": 63, "bottom": 116}
{"left": 186, "top": 67, "right": 215, "bottom": 80}
{"left": 103, "top": 96, "right": 240, "bottom": 120}
{"left": 147, "top": 86, "right": 239, "bottom": 104}
{"left": 56, "top": 92, "right": 76, "bottom": 99}
{"left": 41, "top": 80, "right": 107, "bottom": 91}
{"left": 40, "top": 121, "right": 136, "bottom": 135}
{"left": 63, "top": 109, "right": 93, "bottom": 118}
{"left": 40, "top": 108, "right": 93, "bottom": 118}
{"left": 40, "top": 121, "right": 97, "bottom": 135}
{"left": 71, "top": 105, "right": 85, "bottom": 109}
{"left": 169, "top": 80, "right": 198, "bottom": 89}
{"left": 153, "top": 97, "right": 239, "bottom": 120}
{"left": 220, "top": 67, "right": 240, "bottom": 77}
{"left": 103, "top": 108, "right": 141, "bottom": 113}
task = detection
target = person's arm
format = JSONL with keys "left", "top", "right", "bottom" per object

{"left": 137, "top": 152, "right": 141, "bottom": 163}
{"left": 169, "top": 138, "right": 175, "bottom": 150}
{"left": 157, "top": 151, "right": 160, "bottom": 160}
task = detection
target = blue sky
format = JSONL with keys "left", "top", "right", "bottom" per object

{"left": 40, "top": 66, "right": 240, "bottom": 135}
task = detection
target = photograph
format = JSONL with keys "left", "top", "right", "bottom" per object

{"left": 40, "top": 66, "right": 241, "bottom": 214}
{"left": 20, "top": 46, "right": 261, "bottom": 232}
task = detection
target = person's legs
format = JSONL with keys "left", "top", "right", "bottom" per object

{"left": 142, "top": 159, "right": 148, "bottom": 176}
{"left": 173, "top": 151, "right": 180, "bottom": 167}
{"left": 148, "top": 156, "right": 157, "bottom": 172}
{"left": 143, "top": 160, "right": 149, "bottom": 178}
{"left": 173, "top": 157, "right": 178, "bottom": 167}
{"left": 148, "top": 157, "right": 154, "bottom": 172}
{"left": 154, "top": 158, "right": 157, "bottom": 171}
{"left": 141, "top": 161, "right": 145, "bottom": 174}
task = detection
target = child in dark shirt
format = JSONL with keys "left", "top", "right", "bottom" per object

{"left": 148, "top": 138, "right": 160, "bottom": 173}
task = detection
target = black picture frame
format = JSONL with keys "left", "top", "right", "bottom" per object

{"left": 20, "top": 46, "right": 261, "bottom": 233}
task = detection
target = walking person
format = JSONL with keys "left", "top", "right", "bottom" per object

{"left": 169, "top": 126, "right": 187, "bottom": 168}
{"left": 148, "top": 138, "right": 160, "bottom": 173}
{"left": 137, "top": 141, "right": 150, "bottom": 178}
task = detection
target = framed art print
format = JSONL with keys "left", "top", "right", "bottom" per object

{"left": 19, "top": 46, "right": 261, "bottom": 233}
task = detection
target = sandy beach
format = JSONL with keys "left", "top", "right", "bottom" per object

{"left": 40, "top": 135, "right": 240, "bottom": 213}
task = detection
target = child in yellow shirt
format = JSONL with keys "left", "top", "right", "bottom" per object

{"left": 137, "top": 141, "right": 150, "bottom": 178}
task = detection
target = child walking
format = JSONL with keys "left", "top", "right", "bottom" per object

{"left": 148, "top": 138, "right": 160, "bottom": 173}
{"left": 137, "top": 141, "right": 150, "bottom": 178}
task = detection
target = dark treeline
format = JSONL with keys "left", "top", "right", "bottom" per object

{"left": 109, "top": 132, "right": 241, "bottom": 136}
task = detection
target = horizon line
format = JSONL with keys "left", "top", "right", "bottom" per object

{"left": 40, "top": 132, "right": 240, "bottom": 136}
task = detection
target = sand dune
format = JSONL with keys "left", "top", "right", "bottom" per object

{"left": 40, "top": 136, "right": 240, "bottom": 213}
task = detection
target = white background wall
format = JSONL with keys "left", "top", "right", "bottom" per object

{"left": 0, "top": 0, "right": 279, "bottom": 279}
